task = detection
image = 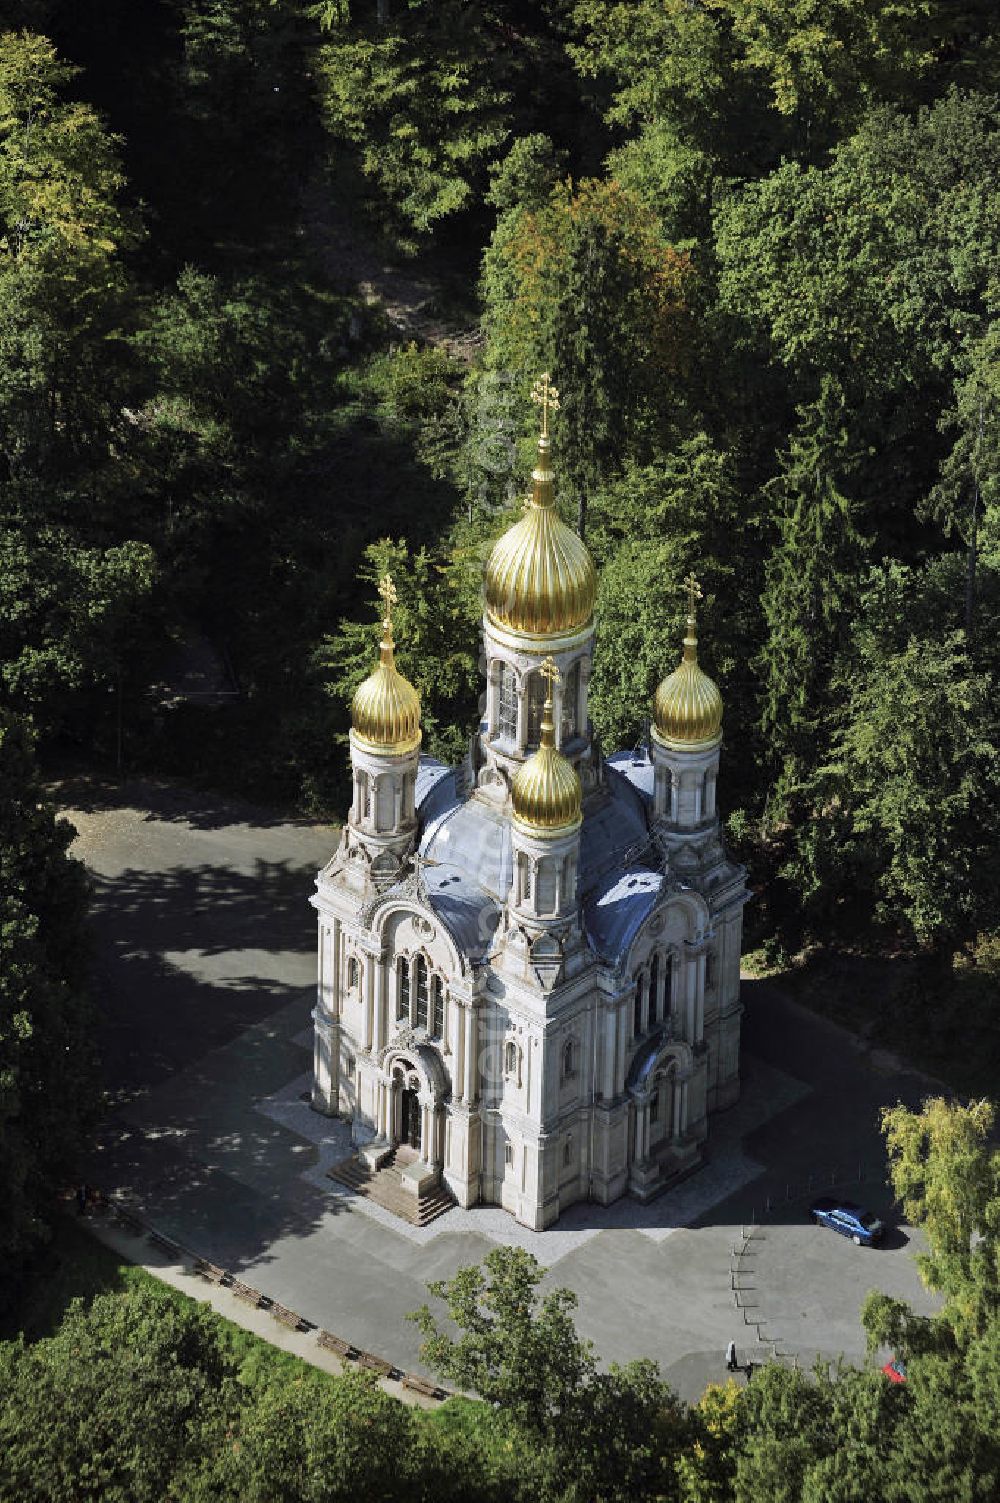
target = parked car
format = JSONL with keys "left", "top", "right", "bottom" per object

{"left": 881, "top": 1356, "right": 907, "bottom": 1384}
{"left": 808, "top": 1196, "right": 884, "bottom": 1245}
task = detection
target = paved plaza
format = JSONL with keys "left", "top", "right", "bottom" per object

{"left": 61, "top": 774, "right": 939, "bottom": 1401}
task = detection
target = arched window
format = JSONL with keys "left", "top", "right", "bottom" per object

{"left": 347, "top": 957, "right": 360, "bottom": 993}
{"left": 361, "top": 773, "right": 372, "bottom": 821}
{"left": 397, "top": 959, "right": 410, "bottom": 1022}
{"left": 505, "top": 1040, "right": 518, "bottom": 1077}
{"left": 414, "top": 955, "right": 429, "bottom": 1029}
{"left": 525, "top": 672, "right": 546, "bottom": 749}
{"left": 633, "top": 971, "right": 645, "bottom": 1038}
{"left": 431, "top": 975, "right": 444, "bottom": 1037}
{"left": 563, "top": 1136, "right": 573, "bottom": 1167}
{"left": 650, "top": 1086, "right": 660, "bottom": 1124}
{"left": 665, "top": 954, "right": 674, "bottom": 1015}
{"left": 649, "top": 953, "right": 660, "bottom": 1024}
{"left": 705, "top": 950, "right": 715, "bottom": 990}
{"left": 560, "top": 662, "right": 580, "bottom": 742}
{"left": 536, "top": 862, "right": 557, "bottom": 913}
{"left": 498, "top": 663, "right": 517, "bottom": 741}
{"left": 562, "top": 1039, "right": 576, "bottom": 1080}
{"left": 522, "top": 858, "right": 532, "bottom": 903}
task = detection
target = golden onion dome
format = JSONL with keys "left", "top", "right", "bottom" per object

{"left": 350, "top": 574, "right": 421, "bottom": 756}
{"left": 511, "top": 659, "right": 582, "bottom": 836}
{"left": 652, "top": 578, "right": 723, "bottom": 750}
{"left": 484, "top": 379, "right": 596, "bottom": 641}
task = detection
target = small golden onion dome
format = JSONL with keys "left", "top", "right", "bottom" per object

{"left": 652, "top": 587, "right": 723, "bottom": 750}
{"left": 511, "top": 661, "right": 582, "bottom": 836}
{"left": 484, "top": 431, "right": 597, "bottom": 639}
{"left": 351, "top": 575, "right": 421, "bottom": 756}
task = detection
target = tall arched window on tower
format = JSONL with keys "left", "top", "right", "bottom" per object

{"left": 347, "top": 957, "right": 360, "bottom": 994}
{"left": 649, "top": 953, "right": 660, "bottom": 1024}
{"left": 361, "top": 773, "right": 372, "bottom": 821}
{"left": 431, "top": 975, "right": 444, "bottom": 1037}
{"left": 560, "top": 662, "right": 579, "bottom": 743}
{"left": 526, "top": 672, "right": 546, "bottom": 749}
{"left": 633, "top": 971, "right": 645, "bottom": 1037}
{"left": 665, "top": 953, "right": 674, "bottom": 1017}
{"left": 414, "top": 955, "right": 429, "bottom": 1028}
{"left": 397, "top": 959, "right": 410, "bottom": 1022}
{"left": 498, "top": 663, "right": 517, "bottom": 741}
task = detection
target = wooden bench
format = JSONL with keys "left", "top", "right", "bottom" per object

{"left": 270, "top": 1302, "right": 309, "bottom": 1332}
{"left": 356, "top": 1351, "right": 395, "bottom": 1378}
{"left": 401, "top": 1374, "right": 448, "bottom": 1401}
{"left": 317, "top": 1330, "right": 359, "bottom": 1360}
{"left": 193, "top": 1258, "right": 227, "bottom": 1284}
{"left": 228, "top": 1278, "right": 266, "bottom": 1308}
{"left": 148, "top": 1231, "right": 181, "bottom": 1258}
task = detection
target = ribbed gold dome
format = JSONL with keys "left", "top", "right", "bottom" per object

{"left": 511, "top": 661, "right": 582, "bottom": 836}
{"left": 351, "top": 575, "right": 421, "bottom": 756}
{"left": 652, "top": 602, "right": 723, "bottom": 751}
{"left": 484, "top": 432, "right": 596, "bottom": 640}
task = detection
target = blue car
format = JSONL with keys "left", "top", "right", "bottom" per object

{"left": 809, "top": 1196, "right": 883, "bottom": 1246}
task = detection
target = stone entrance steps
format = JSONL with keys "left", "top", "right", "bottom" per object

{"left": 327, "top": 1150, "right": 455, "bottom": 1228}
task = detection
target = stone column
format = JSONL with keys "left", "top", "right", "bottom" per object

{"left": 455, "top": 1004, "right": 466, "bottom": 1100}
{"left": 694, "top": 951, "right": 707, "bottom": 1043}
{"left": 603, "top": 1005, "right": 617, "bottom": 1099}
{"left": 372, "top": 959, "right": 385, "bottom": 1054}
{"left": 463, "top": 1004, "right": 478, "bottom": 1104}
{"left": 685, "top": 952, "right": 698, "bottom": 1042}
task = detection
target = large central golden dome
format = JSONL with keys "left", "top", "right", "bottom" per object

{"left": 511, "top": 660, "right": 582, "bottom": 836}
{"left": 484, "top": 431, "right": 596, "bottom": 640}
{"left": 351, "top": 575, "right": 421, "bottom": 756}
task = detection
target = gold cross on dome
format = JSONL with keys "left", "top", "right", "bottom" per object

{"left": 540, "top": 655, "right": 561, "bottom": 697}
{"left": 683, "top": 572, "right": 703, "bottom": 618}
{"left": 378, "top": 572, "right": 397, "bottom": 625}
{"left": 530, "top": 373, "right": 560, "bottom": 437}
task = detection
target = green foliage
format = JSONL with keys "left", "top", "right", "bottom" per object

{"left": 0, "top": 713, "right": 96, "bottom": 1280}
{"left": 0, "top": 1284, "right": 237, "bottom": 1502}
{"left": 880, "top": 1097, "right": 1000, "bottom": 1340}
{"left": 315, "top": 1, "right": 513, "bottom": 236}
{"left": 411, "top": 1246, "right": 689, "bottom": 1501}
{"left": 482, "top": 175, "right": 693, "bottom": 529}
{"left": 587, "top": 435, "right": 748, "bottom": 751}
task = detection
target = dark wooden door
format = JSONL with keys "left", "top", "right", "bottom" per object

{"left": 401, "top": 1087, "right": 421, "bottom": 1150}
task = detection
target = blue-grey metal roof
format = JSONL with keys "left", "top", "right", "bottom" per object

{"left": 424, "top": 865, "right": 500, "bottom": 963}
{"left": 415, "top": 758, "right": 457, "bottom": 819}
{"left": 414, "top": 752, "right": 663, "bottom": 968}
{"left": 607, "top": 748, "right": 655, "bottom": 805}
{"left": 583, "top": 868, "right": 664, "bottom": 967}
{"left": 579, "top": 765, "right": 650, "bottom": 891}
{"left": 419, "top": 793, "right": 513, "bottom": 902}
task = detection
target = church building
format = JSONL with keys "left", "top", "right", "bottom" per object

{"left": 311, "top": 380, "right": 748, "bottom": 1229}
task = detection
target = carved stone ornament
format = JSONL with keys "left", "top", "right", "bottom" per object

{"left": 647, "top": 914, "right": 665, "bottom": 937}
{"left": 358, "top": 858, "right": 432, "bottom": 931}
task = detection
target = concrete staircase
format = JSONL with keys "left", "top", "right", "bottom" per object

{"left": 326, "top": 1149, "right": 455, "bottom": 1228}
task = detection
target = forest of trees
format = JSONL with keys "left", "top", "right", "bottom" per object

{"left": 0, "top": 2, "right": 997, "bottom": 1495}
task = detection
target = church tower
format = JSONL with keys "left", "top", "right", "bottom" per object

{"left": 477, "top": 375, "right": 599, "bottom": 799}
{"left": 346, "top": 573, "right": 422, "bottom": 873}
{"left": 649, "top": 576, "right": 743, "bottom": 1114}
{"left": 649, "top": 574, "right": 723, "bottom": 837}
{"left": 312, "top": 574, "right": 422, "bottom": 1115}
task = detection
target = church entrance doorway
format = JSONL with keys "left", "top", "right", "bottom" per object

{"left": 400, "top": 1086, "right": 421, "bottom": 1151}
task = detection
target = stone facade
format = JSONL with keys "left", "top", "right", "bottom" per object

{"left": 311, "top": 597, "right": 748, "bottom": 1230}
